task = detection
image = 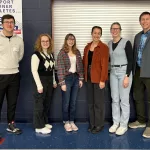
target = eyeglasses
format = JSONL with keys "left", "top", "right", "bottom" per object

{"left": 41, "top": 41, "right": 49, "bottom": 43}
{"left": 67, "top": 38, "right": 75, "bottom": 41}
{"left": 3, "top": 21, "right": 15, "bottom": 25}
{"left": 111, "top": 28, "right": 120, "bottom": 31}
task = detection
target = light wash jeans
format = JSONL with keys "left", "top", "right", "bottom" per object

{"left": 110, "top": 65, "right": 132, "bottom": 128}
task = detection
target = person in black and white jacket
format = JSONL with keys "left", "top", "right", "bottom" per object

{"left": 0, "top": 14, "right": 24, "bottom": 135}
{"left": 31, "top": 33, "right": 57, "bottom": 134}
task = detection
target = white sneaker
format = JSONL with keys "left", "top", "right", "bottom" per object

{"left": 115, "top": 126, "right": 127, "bottom": 135}
{"left": 109, "top": 124, "right": 119, "bottom": 133}
{"left": 70, "top": 122, "right": 78, "bottom": 131}
{"left": 64, "top": 123, "right": 72, "bottom": 132}
{"left": 35, "top": 127, "right": 51, "bottom": 134}
{"left": 45, "top": 124, "right": 52, "bottom": 129}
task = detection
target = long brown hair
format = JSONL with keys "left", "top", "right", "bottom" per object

{"left": 34, "top": 33, "right": 53, "bottom": 54}
{"left": 62, "top": 33, "right": 77, "bottom": 54}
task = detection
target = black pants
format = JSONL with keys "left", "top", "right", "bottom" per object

{"left": 133, "top": 65, "right": 150, "bottom": 127}
{"left": 33, "top": 76, "right": 53, "bottom": 129}
{"left": 0, "top": 73, "right": 20, "bottom": 123}
{"left": 86, "top": 67, "right": 105, "bottom": 127}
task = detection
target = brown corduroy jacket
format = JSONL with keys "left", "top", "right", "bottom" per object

{"left": 83, "top": 41, "right": 109, "bottom": 83}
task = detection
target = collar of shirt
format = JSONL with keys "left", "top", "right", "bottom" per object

{"left": 142, "top": 29, "right": 150, "bottom": 35}
{"left": 87, "top": 40, "right": 102, "bottom": 49}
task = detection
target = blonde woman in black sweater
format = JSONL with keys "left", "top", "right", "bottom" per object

{"left": 31, "top": 34, "right": 57, "bottom": 134}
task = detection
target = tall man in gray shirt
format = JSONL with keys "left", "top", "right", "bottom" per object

{"left": 0, "top": 14, "right": 24, "bottom": 134}
{"left": 129, "top": 11, "right": 150, "bottom": 138}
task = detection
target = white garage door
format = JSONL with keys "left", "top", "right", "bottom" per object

{"left": 53, "top": 0, "right": 150, "bottom": 58}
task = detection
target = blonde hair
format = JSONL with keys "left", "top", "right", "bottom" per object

{"left": 34, "top": 33, "right": 53, "bottom": 54}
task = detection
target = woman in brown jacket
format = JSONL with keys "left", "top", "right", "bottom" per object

{"left": 83, "top": 26, "right": 109, "bottom": 134}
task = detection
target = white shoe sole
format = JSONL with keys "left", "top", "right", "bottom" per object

{"left": 115, "top": 129, "right": 127, "bottom": 135}
{"left": 109, "top": 129, "right": 117, "bottom": 133}
{"left": 35, "top": 131, "right": 51, "bottom": 134}
{"left": 109, "top": 126, "right": 118, "bottom": 133}
{"left": 142, "top": 134, "right": 150, "bottom": 138}
{"left": 64, "top": 128, "right": 72, "bottom": 132}
{"left": 129, "top": 124, "right": 146, "bottom": 129}
{"left": 35, "top": 129, "right": 51, "bottom": 134}
{"left": 6, "top": 128, "right": 13, "bottom": 132}
{"left": 6, "top": 128, "right": 19, "bottom": 133}
{"left": 6, "top": 128, "right": 22, "bottom": 134}
{"left": 72, "top": 128, "right": 78, "bottom": 131}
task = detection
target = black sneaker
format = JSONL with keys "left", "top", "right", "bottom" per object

{"left": 6, "top": 122, "right": 22, "bottom": 135}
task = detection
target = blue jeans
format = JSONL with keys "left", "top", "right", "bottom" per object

{"left": 110, "top": 65, "right": 132, "bottom": 128}
{"left": 62, "top": 73, "right": 79, "bottom": 122}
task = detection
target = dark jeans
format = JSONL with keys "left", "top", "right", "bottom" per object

{"left": 86, "top": 67, "right": 105, "bottom": 127}
{"left": 0, "top": 73, "right": 20, "bottom": 123}
{"left": 33, "top": 76, "right": 53, "bottom": 129}
{"left": 62, "top": 73, "right": 79, "bottom": 122}
{"left": 133, "top": 65, "right": 150, "bottom": 127}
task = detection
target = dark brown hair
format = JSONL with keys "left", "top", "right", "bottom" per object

{"left": 139, "top": 11, "right": 150, "bottom": 21}
{"left": 91, "top": 26, "right": 102, "bottom": 35}
{"left": 1, "top": 14, "right": 15, "bottom": 24}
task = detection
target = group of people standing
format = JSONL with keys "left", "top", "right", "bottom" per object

{"left": 0, "top": 11, "right": 150, "bottom": 142}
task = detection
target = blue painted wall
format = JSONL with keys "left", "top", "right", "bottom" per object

{"left": 1, "top": 0, "right": 136, "bottom": 123}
